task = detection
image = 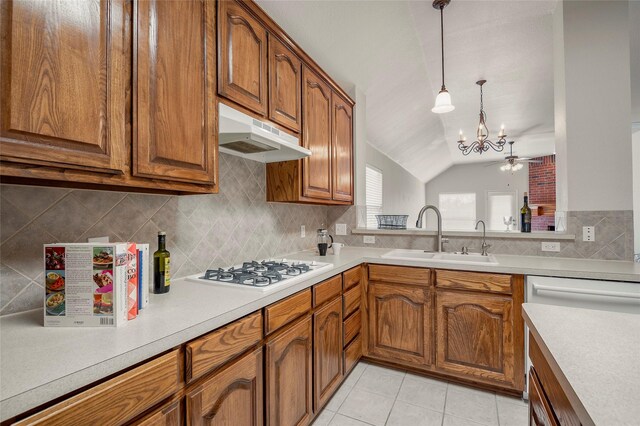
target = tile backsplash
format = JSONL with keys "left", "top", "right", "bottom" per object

{"left": 0, "top": 154, "right": 328, "bottom": 316}
{"left": 328, "top": 206, "right": 634, "bottom": 260}
{"left": 1, "top": 157, "right": 635, "bottom": 316}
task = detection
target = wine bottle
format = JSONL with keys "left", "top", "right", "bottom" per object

{"left": 153, "top": 231, "right": 171, "bottom": 294}
{"left": 520, "top": 192, "right": 532, "bottom": 233}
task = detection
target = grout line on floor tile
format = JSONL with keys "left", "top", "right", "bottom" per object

{"left": 441, "top": 382, "right": 449, "bottom": 426}
{"left": 495, "top": 392, "right": 500, "bottom": 426}
{"left": 384, "top": 370, "right": 406, "bottom": 426}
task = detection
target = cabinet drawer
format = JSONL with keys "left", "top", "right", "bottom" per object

{"left": 186, "top": 311, "right": 262, "bottom": 383}
{"left": 343, "top": 283, "right": 361, "bottom": 319}
{"left": 436, "top": 270, "right": 512, "bottom": 295}
{"left": 313, "top": 275, "right": 342, "bottom": 307}
{"left": 16, "top": 349, "right": 182, "bottom": 426}
{"left": 130, "top": 397, "right": 182, "bottom": 426}
{"left": 343, "top": 309, "right": 361, "bottom": 345}
{"left": 369, "top": 264, "right": 430, "bottom": 286}
{"left": 265, "top": 288, "right": 311, "bottom": 335}
{"left": 344, "top": 334, "right": 362, "bottom": 375}
{"left": 343, "top": 266, "right": 361, "bottom": 290}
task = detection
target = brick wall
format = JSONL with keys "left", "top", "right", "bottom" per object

{"left": 528, "top": 155, "right": 556, "bottom": 231}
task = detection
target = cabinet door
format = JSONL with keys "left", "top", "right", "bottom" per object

{"left": 301, "top": 67, "right": 332, "bottom": 200}
{"left": 528, "top": 368, "right": 559, "bottom": 426}
{"left": 186, "top": 347, "right": 263, "bottom": 426}
{"left": 134, "top": 0, "right": 217, "bottom": 185}
{"left": 435, "top": 289, "right": 517, "bottom": 387}
{"left": 331, "top": 95, "right": 353, "bottom": 202}
{"left": 0, "top": 0, "right": 127, "bottom": 173}
{"left": 132, "top": 398, "right": 182, "bottom": 426}
{"left": 368, "top": 282, "right": 432, "bottom": 366}
{"left": 266, "top": 316, "right": 313, "bottom": 426}
{"left": 313, "top": 297, "right": 343, "bottom": 411}
{"left": 268, "top": 35, "right": 301, "bottom": 133}
{"left": 218, "top": 0, "right": 267, "bottom": 115}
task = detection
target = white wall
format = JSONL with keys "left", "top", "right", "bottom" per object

{"left": 365, "top": 143, "right": 425, "bottom": 226}
{"left": 423, "top": 163, "right": 529, "bottom": 230}
{"left": 554, "top": 0, "right": 633, "bottom": 212}
{"left": 633, "top": 129, "right": 640, "bottom": 256}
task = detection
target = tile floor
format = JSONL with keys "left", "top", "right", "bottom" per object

{"left": 312, "top": 362, "right": 529, "bottom": 426}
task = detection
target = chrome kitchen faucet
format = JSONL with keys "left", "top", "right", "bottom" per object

{"left": 416, "top": 205, "right": 448, "bottom": 252}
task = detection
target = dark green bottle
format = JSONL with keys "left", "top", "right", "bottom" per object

{"left": 520, "top": 192, "right": 532, "bottom": 233}
{"left": 153, "top": 231, "right": 171, "bottom": 294}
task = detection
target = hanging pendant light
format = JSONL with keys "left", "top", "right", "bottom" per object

{"left": 457, "top": 80, "right": 507, "bottom": 155}
{"left": 432, "top": 0, "right": 454, "bottom": 114}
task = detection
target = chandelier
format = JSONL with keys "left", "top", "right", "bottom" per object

{"left": 457, "top": 80, "right": 507, "bottom": 155}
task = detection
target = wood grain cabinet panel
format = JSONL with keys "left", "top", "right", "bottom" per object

{"left": 268, "top": 35, "right": 301, "bottom": 132}
{"left": 435, "top": 289, "right": 519, "bottom": 389}
{"left": 368, "top": 265, "right": 430, "bottom": 286}
{"left": 131, "top": 398, "right": 182, "bottom": 426}
{"left": 264, "top": 288, "right": 311, "bottom": 335}
{"left": 331, "top": 95, "right": 353, "bottom": 202}
{"left": 301, "top": 66, "right": 332, "bottom": 200}
{"left": 186, "top": 347, "right": 263, "bottom": 426}
{"left": 313, "top": 275, "right": 342, "bottom": 307}
{"left": 265, "top": 316, "right": 313, "bottom": 426}
{"left": 368, "top": 281, "right": 432, "bottom": 366}
{"left": 343, "top": 266, "right": 362, "bottom": 291}
{"left": 218, "top": 0, "right": 267, "bottom": 115}
{"left": 186, "top": 311, "right": 262, "bottom": 383}
{"left": 343, "top": 309, "right": 361, "bottom": 346}
{"left": 436, "top": 270, "right": 512, "bottom": 295}
{"left": 343, "top": 282, "right": 361, "bottom": 319}
{"left": 0, "top": 0, "right": 127, "bottom": 173}
{"left": 313, "top": 297, "right": 343, "bottom": 411}
{"left": 134, "top": 0, "right": 217, "bottom": 185}
{"left": 343, "top": 334, "right": 362, "bottom": 376}
{"left": 528, "top": 368, "right": 560, "bottom": 426}
{"left": 15, "top": 349, "right": 182, "bottom": 426}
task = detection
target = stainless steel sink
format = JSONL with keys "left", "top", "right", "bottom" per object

{"left": 381, "top": 249, "right": 499, "bottom": 265}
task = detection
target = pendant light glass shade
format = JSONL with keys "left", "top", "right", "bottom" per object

{"left": 432, "top": 89, "right": 455, "bottom": 113}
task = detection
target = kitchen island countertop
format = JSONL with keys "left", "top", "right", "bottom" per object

{"left": 1, "top": 247, "right": 639, "bottom": 421}
{"left": 523, "top": 303, "right": 640, "bottom": 426}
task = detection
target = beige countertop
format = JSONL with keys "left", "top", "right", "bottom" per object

{"left": 523, "top": 303, "right": 640, "bottom": 426}
{"left": 1, "top": 247, "right": 638, "bottom": 421}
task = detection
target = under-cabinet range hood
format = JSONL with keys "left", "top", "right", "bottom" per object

{"left": 218, "top": 103, "right": 310, "bottom": 162}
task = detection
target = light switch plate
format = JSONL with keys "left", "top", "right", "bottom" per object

{"left": 335, "top": 223, "right": 347, "bottom": 236}
{"left": 300, "top": 225, "right": 305, "bottom": 238}
{"left": 583, "top": 226, "right": 595, "bottom": 242}
{"left": 541, "top": 242, "right": 560, "bottom": 252}
{"left": 363, "top": 235, "right": 376, "bottom": 244}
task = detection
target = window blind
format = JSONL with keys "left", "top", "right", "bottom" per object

{"left": 365, "top": 165, "right": 383, "bottom": 228}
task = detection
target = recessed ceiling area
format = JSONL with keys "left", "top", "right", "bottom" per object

{"left": 257, "top": 0, "right": 558, "bottom": 183}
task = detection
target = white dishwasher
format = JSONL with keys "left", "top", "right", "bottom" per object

{"left": 523, "top": 275, "right": 640, "bottom": 397}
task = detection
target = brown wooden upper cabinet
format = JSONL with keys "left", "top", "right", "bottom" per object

{"left": 0, "top": 0, "right": 128, "bottom": 174}
{"left": 331, "top": 95, "right": 354, "bottom": 202}
{"left": 268, "top": 35, "right": 302, "bottom": 133}
{"left": 0, "top": 0, "right": 218, "bottom": 194}
{"left": 302, "top": 66, "right": 333, "bottom": 200}
{"left": 218, "top": 0, "right": 268, "bottom": 116}
{"left": 134, "top": 0, "right": 218, "bottom": 185}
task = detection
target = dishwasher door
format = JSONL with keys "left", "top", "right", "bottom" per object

{"left": 526, "top": 276, "right": 640, "bottom": 314}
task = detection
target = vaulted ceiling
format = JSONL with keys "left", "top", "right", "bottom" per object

{"left": 256, "top": 0, "right": 558, "bottom": 182}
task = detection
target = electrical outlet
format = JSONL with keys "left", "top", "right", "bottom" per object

{"left": 363, "top": 235, "right": 376, "bottom": 244}
{"left": 335, "top": 223, "right": 347, "bottom": 236}
{"left": 300, "top": 225, "right": 305, "bottom": 238}
{"left": 583, "top": 226, "right": 595, "bottom": 242}
{"left": 541, "top": 242, "right": 560, "bottom": 252}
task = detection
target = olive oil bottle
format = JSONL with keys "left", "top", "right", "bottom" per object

{"left": 520, "top": 192, "right": 532, "bottom": 233}
{"left": 153, "top": 231, "right": 171, "bottom": 294}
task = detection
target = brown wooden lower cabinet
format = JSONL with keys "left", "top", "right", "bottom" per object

{"left": 528, "top": 368, "right": 559, "bottom": 426}
{"left": 131, "top": 398, "right": 182, "bottom": 426}
{"left": 265, "top": 316, "right": 313, "bottom": 426}
{"left": 367, "top": 281, "right": 432, "bottom": 366}
{"left": 435, "top": 289, "right": 521, "bottom": 389}
{"left": 313, "top": 297, "right": 343, "bottom": 411}
{"left": 186, "top": 347, "right": 263, "bottom": 426}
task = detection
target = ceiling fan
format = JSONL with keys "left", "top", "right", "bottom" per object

{"left": 486, "top": 141, "right": 542, "bottom": 172}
